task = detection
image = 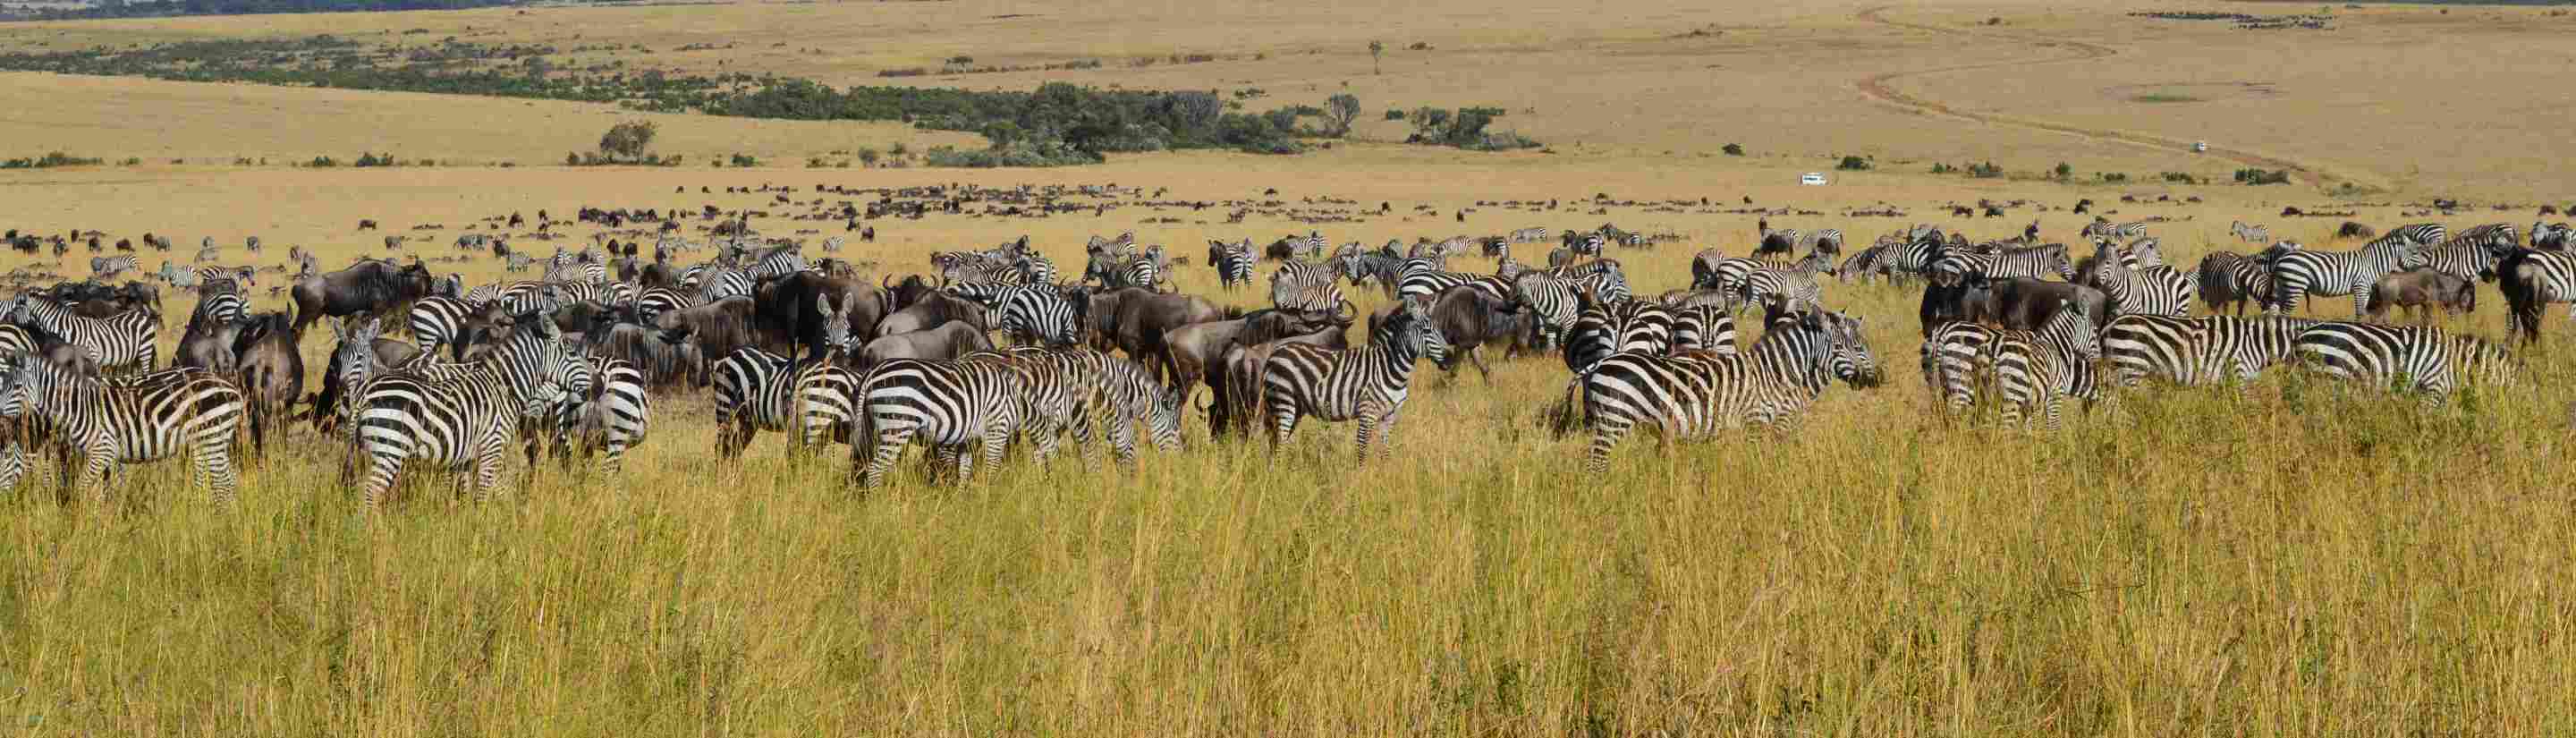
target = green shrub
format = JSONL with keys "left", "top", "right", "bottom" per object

{"left": 1721, "top": 143, "right": 1744, "bottom": 156}
{"left": 1836, "top": 156, "right": 1870, "bottom": 171}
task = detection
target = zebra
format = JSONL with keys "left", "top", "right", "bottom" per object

{"left": 1511, "top": 226, "right": 1551, "bottom": 243}
{"left": 1000, "top": 347, "right": 1185, "bottom": 467}
{"left": 1396, "top": 262, "right": 1504, "bottom": 302}
{"left": 2500, "top": 248, "right": 2576, "bottom": 342}
{"left": 2193, "top": 252, "right": 2274, "bottom": 316}
{"left": 2413, "top": 224, "right": 2519, "bottom": 283}
{"left": 849, "top": 356, "right": 1030, "bottom": 488}
{"left": 2084, "top": 240, "right": 2191, "bottom": 318}
{"left": 992, "top": 284, "right": 1086, "bottom": 347}
{"left": 1668, "top": 303, "right": 1739, "bottom": 355}
{"left": 2532, "top": 222, "right": 2576, "bottom": 251}
{"left": 1920, "top": 320, "right": 1999, "bottom": 414}
{"left": 1268, "top": 259, "right": 1347, "bottom": 318}
{"left": 2083, "top": 219, "right": 2149, "bottom": 241}
{"left": 710, "top": 347, "right": 806, "bottom": 458}
{"left": 2231, "top": 221, "right": 2270, "bottom": 244}
{"left": 2100, "top": 315, "right": 2319, "bottom": 388}
{"left": 1572, "top": 259, "right": 1631, "bottom": 303}
{"left": 406, "top": 295, "right": 483, "bottom": 358}
{"left": 1257, "top": 296, "right": 1448, "bottom": 460}
{"left": 345, "top": 317, "right": 592, "bottom": 502}
{"left": 1580, "top": 305, "right": 1877, "bottom": 471}
{"left": 1208, "top": 239, "right": 1256, "bottom": 291}
{"left": 821, "top": 236, "right": 845, "bottom": 254}
{"left": 190, "top": 283, "right": 249, "bottom": 327}
{"left": 1340, "top": 251, "right": 1407, "bottom": 295}
{"left": 697, "top": 267, "right": 754, "bottom": 302}
{"left": 1739, "top": 267, "right": 1824, "bottom": 315}
{"left": 635, "top": 287, "right": 703, "bottom": 322}
{"left": 546, "top": 355, "right": 650, "bottom": 474}
{"left": 1804, "top": 228, "right": 1846, "bottom": 256}
{"left": 1512, "top": 271, "right": 1582, "bottom": 349}
{"left": 0, "top": 359, "right": 244, "bottom": 503}
{"left": 1690, "top": 252, "right": 1764, "bottom": 296}
{"left": 1990, "top": 300, "right": 2102, "bottom": 431}
{"left": 2266, "top": 230, "right": 2433, "bottom": 316}
{"left": 2292, "top": 321, "right": 2516, "bottom": 399}
{"left": 4, "top": 294, "right": 157, "bottom": 371}
{"left": 1015, "top": 252, "right": 1059, "bottom": 284}
{"left": 89, "top": 255, "right": 138, "bottom": 279}
{"left": 1987, "top": 243, "right": 2076, "bottom": 282}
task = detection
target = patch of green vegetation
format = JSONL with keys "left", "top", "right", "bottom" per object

{"left": 2130, "top": 92, "right": 2203, "bottom": 104}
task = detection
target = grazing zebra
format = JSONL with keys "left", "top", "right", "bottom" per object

{"left": 1804, "top": 228, "right": 1846, "bottom": 256}
{"left": 1690, "top": 252, "right": 1763, "bottom": 295}
{"left": 2292, "top": 322, "right": 2516, "bottom": 398}
{"left": 1668, "top": 303, "right": 1739, "bottom": 355}
{"left": 4, "top": 294, "right": 157, "bottom": 371}
{"left": 2414, "top": 224, "right": 2519, "bottom": 283}
{"left": 1580, "top": 303, "right": 1878, "bottom": 471}
{"left": 1340, "top": 251, "right": 1406, "bottom": 295}
{"left": 1511, "top": 226, "right": 1551, "bottom": 243}
{"left": 2085, "top": 241, "right": 2191, "bottom": 318}
{"left": 1258, "top": 297, "right": 1448, "bottom": 460}
{"left": 1739, "top": 267, "right": 1824, "bottom": 315}
{"left": 710, "top": 348, "right": 805, "bottom": 458}
{"left": 1208, "top": 239, "right": 1256, "bottom": 291}
{"left": 1990, "top": 300, "right": 2102, "bottom": 431}
{"left": 1920, "top": 321, "right": 1999, "bottom": 413}
{"left": 2101, "top": 315, "right": 2319, "bottom": 387}
{"left": 0, "top": 360, "right": 244, "bottom": 503}
{"left": 2266, "top": 230, "right": 2432, "bottom": 317}
{"left": 2083, "top": 219, "right": 2149, "bottom": 241}
{"left": 1004, "top": 347, "right": 1185, "bottom": 467}
{"left": 2231, "top": 221, "right": 2270, "bottom": 244}
{"left": 547, "top": 355, "right": 650, "bottom": 474}
{"left": 849, "top": 356, "right": 1030, "bottom": 488}
{"left": 992, "top": 284, "right": 1086, "bottom": 347}
{"left": 2500, "top": 248, "right": 2576, "bottom": 342}
{"left": 346, "top": 319, "right": 590, "bottom": 506}
{"left": 1512, "top": 271, "right": 1582, "bottom": 349}
{"left": 1015, "top": 252, "right": 1059, "bottom": 284}
{"left": 2531, "top": 222, "right": 2575, "bottom": 251}
{"left": 406, "top": 295, "right": 482, "bottom": 357}
{"left": 2193, "top": 252, "right": 2274, "bottom": 316}
{"left": 89, "top": 255, "right": 138, "bottom": 279}
{"left": 1268, "top": 259, "right": 1347, "bottom": 318}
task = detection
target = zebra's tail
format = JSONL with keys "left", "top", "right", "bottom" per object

{"left": 1543, "top": 372, "right": 1587, "bottom": 438}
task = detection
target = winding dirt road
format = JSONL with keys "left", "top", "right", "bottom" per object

{"left": 1854, "top": 6, "right": 2368, "bottom": 191}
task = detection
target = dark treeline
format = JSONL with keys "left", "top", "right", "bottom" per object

{"left": 5, "top": 0, "right": 525, "bottom": 21}
{"left": 0, "top": 35, "right": 1532, "bottom": 164}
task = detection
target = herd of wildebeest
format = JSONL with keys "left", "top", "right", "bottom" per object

{"left": 2, "top": 182, "right": 2572, "bottom": 503}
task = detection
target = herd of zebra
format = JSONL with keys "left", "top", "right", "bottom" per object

{"left": 1, "top": 214, "right": 2572, "bottom": 505}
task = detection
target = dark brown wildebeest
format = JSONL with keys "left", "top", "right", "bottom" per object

{"left": 2337, "top": 221, "right": 2376, "bottom": 240}
{"left": 1162, "top": 308, "right": 1313, "bottom": 409}
{"left": 290, "top": 259, "right": 436, "bottom": 333}
{"left": 1083, "top": 287, "right": 1224, "bottom": 377}
{"left": 754, "top": 271, "right": 886, "bottom": 363}
{"left": 1919, "top": 276, "right": 2111, "bottom": 336}
{"left": 230, "top": 310, "right": 301, "bottom": 456}
{"left": 856, "top": 321, "right": 995, "bottom": 370}
{"left": 652, "top": 296, "right": 762, "bottom": 363}
{"left": 2365, "top": 267, "right": 2474, "bottom": 323}
{"left": 1209, "top": 320, "right": 1352, "bottom": 438}
{"left": 873, "top": 289, "right": 987, "bottom": 338}
{"left": 1413, "top": 285, "right": 1526, "bottom": 380}
{"left": 357, "top": 219, "right": 378, "bottom": 231}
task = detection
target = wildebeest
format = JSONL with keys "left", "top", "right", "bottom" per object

{"left": 1415, "top": 285, "right": 1526, "bottom": 380}
{"left": 1210, "top": 319, "right": 1353, "bottom": 437}
{"left": 855, "top": 321, "right": 995, "bottom": 369}
{"left": 583, "top": 317, "right": 706, "bottom": 387}
{"left": 874, "top": 288, "right": 987, "bottom": 338}
{"left": 357, "top": 219, "right": 379, "bottom": 231}
{"left": 1919, "top": 276, "right": 2111, "bottom": 336}
{"left": 2337, "top": 221, "right": 2376, "bottom": 240}
{"left": 651, "top": 295, "right": 762, "bottom": 364}
{"left": 230, "top": 310, "right": 302, "bottom": 454}
{"left": 289, "top": 259, "right": 436, "bottom": 333}
{"left": 1082, "top": 287, "right": 1224, "bottom": 378}
{"left": 2364, "top": 267, "right": 2475, "bottom": 323}
{"left": 1162, "top": 308, "right": 1314, "bottom": 406}
{"left": 753, "top": 271, "right": 886, "bottom": 363}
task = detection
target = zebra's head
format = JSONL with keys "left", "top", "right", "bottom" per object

{"left": 816, "top": 295, "right": 861, "bottom": 358}
{"left": 1384, "top": 296, "right": 1448, "bottom": 366}
{"left": 1147, "top": 381, "right": 1186, "bottom": 453}
{"left": 1816, "top": 310, "right": 1882, "bottom": 389}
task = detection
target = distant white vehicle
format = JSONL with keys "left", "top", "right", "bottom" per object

{"left": 1799, "top": 173, "right": 1828, "bottom": 186}
{"left": 2192, "top": 141, "right": 2208, "bottom": 153}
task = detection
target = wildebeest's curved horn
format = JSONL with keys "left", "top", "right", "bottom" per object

{"left": 880, "top": 274, "right": 894, "bottom": 291}
{"left": 1191, "top": 390, "right": 1211, "bottom": 413}
{"left": 1332, "top": 298, "right": 1356, "bottom": 324}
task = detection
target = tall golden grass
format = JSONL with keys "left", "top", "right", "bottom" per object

{"left": 2, "top": 201, "right": 2571, "bottom": 734}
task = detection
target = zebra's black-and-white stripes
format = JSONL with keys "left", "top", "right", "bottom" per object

{"left": 2083, "top": 241, "right": 2192, "bottom": 318}
{"left": 1990, "top": 300, "right": 2101, "bottom": 431}
{"left": 2500, "top": 248, "right": 2576, "bottom": 342}
{"left": 1580, "top": 305, "right": 1878, "bottom": 471}
{"left": 547, "top": 355, "right": 650, "bottom": 474}
{"left": 407, "top": 295, "right": 481, "bottom": 358}
{"left": 2194, "top": 252, "right": 2274, "bottom": 316}
{"left": 90, "top": 255, "right": 138, "bottom": 279}
{"left": 993, "top": 284, "right": 1086, "bottom": 347}
{"left": 1258, "top": 297, "right": 1448, "bottom": 459}
{"left": 4, "top": 294, "right": 157, "bottom": 371}
{"left": 1269, "top": 259, "right": 1348, "bottom": 318}
{"left": 2100, "top": 315, "right": 2318, "bottom": 387}
{"left": 2414, "top": 223, "right": 2519, "bottom": 283}
{"left": 2266, "top": 230, "right": 2432, "bottom": 316}
{"left": 1208, "top": 239, "right": 1256, "bottom": 291}
{"left": 2231, "top": 221, "right": 2270, "bottom": 244}
{"left": 1920, "top": 320, "right": 1998, "bottom": 414}
{"left": 850, "top": 356, "right": 1030, "bottom": 488}
{"left": 0, "top": 359, "right": 243, "bottom": 503}
{"left": 2292, "top": 322, "right": 2516, "bottom": 398}
{"left": 347, "top": 319, "right": 589, "bottom": 507}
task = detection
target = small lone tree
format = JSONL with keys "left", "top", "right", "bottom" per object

{"left": 1368, "top": 40, "right": 1384, "bottom": 75}
{"left": 1324, "top": 93, "right": 1362, "bottom": 137}
{"left": 1409, "top": 106, "right": 1451, "bottom": 141}
{"left": 598, "top": 120, "right": 658, "bottom": 163}
{"left": 1721, "top": 143, "right": 1745, "bottom": 156}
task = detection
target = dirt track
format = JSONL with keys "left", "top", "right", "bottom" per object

{"left": 1854, "top": 6, "right": 2370, "bottom": 191}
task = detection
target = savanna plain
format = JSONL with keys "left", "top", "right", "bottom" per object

{"left": 3, "top": 0, "right": 2575, "bottom": 734}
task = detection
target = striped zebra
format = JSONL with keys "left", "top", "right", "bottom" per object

{"left": 195, "top": 266, "right": 253, "bottom": 286}
{"left": 2414, "top": 223, "right": 2519, "bottom": 283}
{"left": 1804, "top": 228, "right": 1846, "bottom": 255}
{"left": 1511, "top": 271, "right": 1582, "bottom": 349}
{"left": 2084, "top": 240, "right": 2191, "bottom": 318}
{"left": 1690, "top": 252, "right": 1763, "bottom": 295}
{"left": 1570, "top": 259, "right": 1631, "bottom": 303}
{"left": 4, "top": 294, "right": 157, "bottom": 371}
{"left": 190, "top": 284, "right": 248, "bottom": 326}
{"left": 2101, "top": 315, "right": 2318, "bottom": 387}
{"left": 547, "top": 355, "right": 650, "bottom": 474}
{"left": 1920, "top": 321, "right": 1999, "bottom": 414}
{"left": 710, "top": 348, "right": 807, "bottom": 458}
{"left": 2266, "top": 230, "right": 2433, "bottom": 316}
{"left": 406, "top": 295, "right": 485, "bottom": 358}
{"left": 2231, "top": 221, "right": 2270, "bottom": 244}
{"left": 2500, "top": 248, "right": 2576, "bottom": 342}
{"left": 1739, "top": 267, "right": 1824, "bottom": 315}
{"left": 1580, "top": 305, "right": 1878, "bottom": 471}
{"left": 635, "top": 287, "right": 703, "bottom": 322}
{"left": 1015, "top": 252, "right": 1059, "bottom": 284}
{"left": 1990, "top": 300, "right": 2102, "bottom": 431}
{"left": 0, "top": 359, "right": 244, "bottom": 503}
{"left": 346, "top": 319, "right": 590, "bottom": 506}
{"left": 746, "top": 247, "right": 809, "bottom": 280}
{"left": 1001, "top": 347, "right": 1185, "bottom": 467}
{"left": 2531, "top": 222, "right": 2575, "bottom": 251}
{"left": 2292, "top": 322, "right": 2516, "bottom": 398}
{"left": 548, "top": 260, "right": 606, "bottom": 284}
{"left": 2083, "top": 219, "right": 2149, "bottom": 241}
{"left": 1208, "top": 239, "right": 1256, "bottom": 291}
{"left": 1511, "top": 226, "right": 1551, "bottom": 243}
{"left": 697, "top": 267, "right": 754, "bottom": 301}
{"left": 1268, "top": 259, "right": 1348, "bottom": 318}
{"left": 849, "top": 356, "right": 1030, "bottom": 488}
{"left": 89, "top": 255, "right": 138, "bottom": 279}
{"left": 1563, "top": 231, "right": 1606, "bottom": 259}
{"left": 991, "top": 284, "right": 1086, "bottom": 347}
{"left": 2193, "top": 252, "right": 2274, "bottom": 316}
{"left": 1258, "top": 297, "right": 1448, "bottom": 460}
{"left": 1668, "top": 304, "right": 1739, "bottom": 355}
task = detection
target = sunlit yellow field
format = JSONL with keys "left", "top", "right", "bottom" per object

{"left": 3, "top": 0, "right": 2574, "bottom": 734}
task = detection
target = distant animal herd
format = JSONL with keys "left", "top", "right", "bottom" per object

{"left": 4, "top": 182, "right": 2572, "bottom": 505}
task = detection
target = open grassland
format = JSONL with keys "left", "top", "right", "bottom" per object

{"left": 6, "top": 0, "right": 2576, "bottom": 194}
{"left": 4, "top": 159, "right": 2576, "bottom": 734}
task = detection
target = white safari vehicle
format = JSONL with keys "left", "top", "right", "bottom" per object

{"left": 2192, "top": 141, "right": 2208, "bottom": 153}
{"left": 1799, "top": 173, "right": 1828, "bottom": 186}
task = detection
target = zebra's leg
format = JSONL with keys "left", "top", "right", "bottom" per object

{"left": 2040, "top": 394, "right": 2063, "bottom": 433}
{"left": 938, "top": 445, "right": 970, "bottom": 484}
{"left": 857, "top": 428, "right": 906, "bottom": 489}
{"left": 79, "top": 440, "right": 113, "bottom": 505}
{"left": 1468, "top": 346, "right": 1494, "bottom": 382}
{"left": 1107, "top": 420, "right": 1139, "bottom": 468}
{"left": 1584, "top": 413, "right": 1635, "bottom": 474}
{"left": 978, "top": 422, "right": 1011, "bottom": 480}
{"left": 599, "top": 432, "right": 628, "bottom": 476}
{"left": 2351, "top": 287, "right": 2370, "bottom": 319}
{"left": 198, "top": 425, "right": 239, "bottom": 506}
{"left": 1266, "top": 398, "right": 1301, "bottom": 451}
{"left": 1371, "top": 406, "right": 1402, "bottom": 462}
{"left": 0, "top": 443, "right": 23, "bottom": 496}
{"left": 473, "top": 430, "right": 507, "bottom": 502}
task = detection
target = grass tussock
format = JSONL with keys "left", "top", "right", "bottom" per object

{"left": 2131, "top": 92, "right": 2203, "bottom": 104}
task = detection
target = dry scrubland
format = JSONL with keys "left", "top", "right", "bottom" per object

{"left": 4, "top": 0, "right": 2576, "bottom": 734}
